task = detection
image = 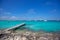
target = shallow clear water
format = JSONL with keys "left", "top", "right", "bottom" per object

{"left": 0, "top": 20, "right": 60, "bottom": 32}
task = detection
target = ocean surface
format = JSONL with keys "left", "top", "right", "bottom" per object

{"left": 0, "top": 20, "right": 60, "bottom": 32}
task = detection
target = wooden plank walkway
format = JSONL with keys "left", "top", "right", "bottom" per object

{"left": 5, "top": 23, "right": 25, "bottom": 31}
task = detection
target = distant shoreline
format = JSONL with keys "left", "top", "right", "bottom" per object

{"left": 0, "top": 20, "right": 60, "bottom": 21}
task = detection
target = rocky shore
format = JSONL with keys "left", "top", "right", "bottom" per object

{"left": 0, "top": 30, "right": 60, "bottom": 40}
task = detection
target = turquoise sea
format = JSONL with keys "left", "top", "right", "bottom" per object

{"left": 0, "top": 20, "right": 60, "bottom": 32}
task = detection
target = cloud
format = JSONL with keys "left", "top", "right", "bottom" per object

{"left": 4, "top": 12, "right": 11, "bottom": 15}
{"left": 0, "top": 16, "right": 9, "bottom": 20}
{"left": 9, "top": 16, "right": 18, "bottom": 20}
{"left": 44, "top": 1, "right": 57, "bottom": 6}
{"left": 0, "top": 16, "right": 8, "bottom": 19}
{"left": 21, "top": 9, "right": 37, "bottom": 19}
{"left": 0, "top": 8, "right": 18, "bottom": 20}
{"left": 0, "top": 15, "right": 19, "bottom": 20}
{"left": 24, "top": 9, "right": 37, "bottom": 17}
{"left": 50, "top": 9, "right": 57, "bottom": 13}
{"left": 46, "top": 2, "right": 52, "bottom": 5}
{"left": 0, "top": 8, "right": 3, "bottom": 14}
{"left": 0, "top": 8, "right": 3, "bottom": 11}
{"left": 27, "top": 9, "right": 36, "bottom": 14}
{"left": 0, "top": 8, "right": 11, "bottom": 15}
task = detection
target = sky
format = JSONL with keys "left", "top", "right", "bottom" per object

{"left": 0, "top": 0, "right": 60, "bottom": 20}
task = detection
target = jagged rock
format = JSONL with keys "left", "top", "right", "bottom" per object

{"left": 0, "top": 30, "right": 60, "bottom": 40}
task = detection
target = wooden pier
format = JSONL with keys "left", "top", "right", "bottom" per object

{"left": 5, "top": 23, "right": 25, "bottom": 31}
